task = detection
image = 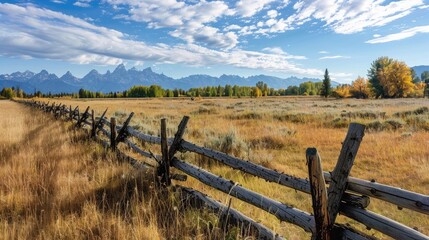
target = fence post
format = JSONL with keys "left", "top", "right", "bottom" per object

{"left": 327, "top": 123, "right": 365, "bottom": 228}
{"left": 116, "top": 112, "right": 134, "bottom": 143}
{"left": 76, "top": 108, "right": 80, "bottom": 123}
{"left": 307, "top": 148, "right": 330, "bottom": 240}
{"left": 158, "top": 118, "right": 170, "bottom": 186}
{"left": 169, "top": 116, "right": 189, "bottom": 160}
{"left": 110, "top": 117, "right": 117, "bottom": 151}
{"left": 94, "top": 108, "right": 108, "bottom": 135}
{"left": 91, "top": 110, "right": 96, "bottom": 138}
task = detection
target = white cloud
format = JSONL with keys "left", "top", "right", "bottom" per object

{"left": 330, "top": 72, "right": 353, "bottom": 82}
{"left": 287, "top": 0, "right": 424, "bottom": 34}
{"left": 366, "top": 25, "right": 429, "bottom": 43}
{"left": 262, "top": 47, "right": 306, "bottom": 59}
{"left": 267, "top": 9, "right": 278, "bottom": 18}
{"left": 106, "top": 0, "right": 235, "bottom": 49}
{"left": 74, "top": 0, "right": 92, "bottom": 8}
{"left": 224, "top": 24, "right": 241, "bottom": 31}
{"left": 373, "top": 34, "right": 381, "bottom": 38}
{"left": 318, "top": 50, "right": 329, "bottom": 54}
{"left": 51, "top": 0, "right": 66, "bottom": 4}
{"left": 0, "top": 3, "right": 321, "bottom": 76}
{"left": 319, "top": 55, "right": 350, "bottom": 60}
{"left": 235, "top": 0, "right": 275, "bottom": 17}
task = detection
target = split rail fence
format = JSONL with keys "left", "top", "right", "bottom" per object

{"left": 16, "top": 100, "right": 429, "bottom": 240}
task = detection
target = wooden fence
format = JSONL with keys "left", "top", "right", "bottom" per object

{"left": 16, "top": 100, "right": 429, "bottom": 240}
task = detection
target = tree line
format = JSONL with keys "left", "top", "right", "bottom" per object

{"left": 330, "top": 57, "right": 429, "bottom": 98}
{"left": 1, "top": 56, "right": 428, "bottom": 99}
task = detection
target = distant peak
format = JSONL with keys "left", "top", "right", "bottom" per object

{"left": 39, "top": 69, "right": 49, "bottom": 74}
{"left": 143, "top": 67, "right": 153, "bottom": 72}
{"left": 115, "top": 63, "right": 126, "bottom": 69}
{"left": 61, "top": 71, "right": 75, "bottom": 78}
{"left": 89, "top": 69, "right": 99, "bottom": 74}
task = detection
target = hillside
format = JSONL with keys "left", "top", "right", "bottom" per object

{"left": 412, "top": 65, "right": 429, "bottom": 78}
{"left": 0, "top": 64, "right": 331, "bottom": 94}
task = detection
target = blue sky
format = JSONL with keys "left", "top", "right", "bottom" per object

{"left": 0, "top": 0, "right": 428, "bottom": 83}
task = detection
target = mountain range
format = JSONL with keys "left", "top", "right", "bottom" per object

{"left": 412, "top": 65, "right": 429, "bottom": 78}
{"left": 6, "top": 64, "right": 426, "bottom": 94}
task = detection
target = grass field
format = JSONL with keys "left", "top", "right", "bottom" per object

{"left": 1, "top": 97, "right": 429, "bottom": 239}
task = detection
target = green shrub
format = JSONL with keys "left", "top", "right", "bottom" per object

{"left": 366, "top": 120, "right": 384, "bottom": 131}
{"left": 331, "top": 118, "right": 350, "bottom": 128}
{"left": 192, "top": 107, "right": 218, "bottom": 115}
{"left": 226, "top": 111, "right": 263, "bottom": 120}
{"left": 384, "top": 119, "right": 405, "bottom": 130}
{"left": 340, "top": 111, "right": 386, "bottom": 119}
{"left": 393, "top": 107, "right": 429, "bottom": 117}
{"left": 206, "top": 129, "right": 248, "bottom": 158}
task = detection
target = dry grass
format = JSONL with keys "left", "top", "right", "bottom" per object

{"left": 1, "top": 100, "right": 244, "bottom": 240}
{"left": 5, "top": 96, "right": 429, "bottom": 239}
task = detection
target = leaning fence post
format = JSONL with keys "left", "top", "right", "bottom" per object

{"left": 307, "top": 148, "right": 330, "bottom": 240}
{"left": 158, "top": 118, "right": 170, "bottom": 186}
{"left": 110, "top": 117, "right": 117, "bottom": 151}
{"left": 327, "top": 123, "right": 366, "bottom": 228}
{"left": 115, "top": 112, "right": 134, "bottom": 143}
{"left": 76, "top": 108, "right": 80, "bottom": 123}
{"left": 91, "top": 110, "right": 96, "bottom": 138}
{"left": 169, "top": 116, "right": 189, "bottom": 160}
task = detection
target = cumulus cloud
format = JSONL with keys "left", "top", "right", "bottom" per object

{"left": 366, "top": 25, "right": 429, "bottom": 43}
{"left": 105, "top": 0, "right": 236, "bottom": 49}
{"left": 51, "top": 0, "right": 66, "bottom": 4}
{"left": 74, "top": 0, "right": 92, "bottom": 8}
{"left": 267, "top": 9, "right": 278, "bottom": 18}
{"left": 103, "top": 0, "right": 424, "bottom": 47}
{"left": 0, "top": 3, "right": 320, "bottom": 76}
{"left": 235, "top": 0, "right": 275, "bottom": 17}
{"left": 287, "top": 0, "right": 424, "bottom": 34}
{"left": 319, "top": 55, "right": 350, "bottom": 60}
{"left": 262, "top": 47, "right": 306, "bottom": 59}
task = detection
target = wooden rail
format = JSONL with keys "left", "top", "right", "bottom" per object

{"left": 17, "top": 99, "right": 429, "bottom": 240}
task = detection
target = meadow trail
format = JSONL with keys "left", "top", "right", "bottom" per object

{"left": 0, "top": 101, "right": 163, "bottom": 239}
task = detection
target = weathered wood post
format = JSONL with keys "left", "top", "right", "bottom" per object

{"left": 91, "top": 109, "right": 96, "bottom": 138}
{"left": 94, "top": 108, "right": 108, "bottom": 135}
{"left": 110, "top": 117, "right": 117, "bottom": 151}
{"left": 327, "top": 123, "right": 365, "bottom": 228}
{"left": 76, "top": 108, "right": 80, "bottom": 123}
{"left": 69, "top": 105, "right": 72, "bottom": 120}
{"left": 159, "top": 118, "right": 170, "bottom": 185}
{"left": 307, "top": 148, "right": 330, "bottom": 240}
{"left": 168, "top": 116, "right": 190, "bottom": 160}
{"left": 115, "top": 112, "right": 134, "bottom": 143}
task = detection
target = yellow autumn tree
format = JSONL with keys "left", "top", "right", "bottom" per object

{"left": 380, "top": 60, "right": 414, "bottom": 97}
{"left": 251, "top": 87, "right": 262, "bottom": 98}
{"left": 412, "top": 82, "right": 426, "bottom": 97}
{"left": 351, "top": 76, "right": 371, "bottom": 99}
{"left": 332, "top": 84, "right": 351, "bottom": 98}
{"left": 369, "top": 57, "right": 414, "bottom": 98}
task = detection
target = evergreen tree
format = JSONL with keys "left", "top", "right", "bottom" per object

{"left": 320, "top": 69, "right": 331, "bottom": 98}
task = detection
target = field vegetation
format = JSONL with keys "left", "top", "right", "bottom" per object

{"left": 1, "top": 96, "right": 429, "bottom": 239}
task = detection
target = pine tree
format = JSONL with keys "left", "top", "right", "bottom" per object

{"left": 320, "top": 68, "right": 331, "bottom": 98}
